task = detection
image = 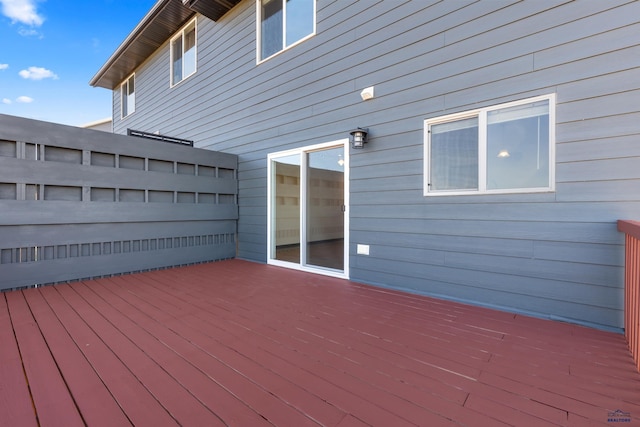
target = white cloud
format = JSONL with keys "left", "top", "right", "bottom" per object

{"left": 16, "top": 95, "right": 33, "bottom": 103}
{"left": 18, "top": 27, "right": 41, "bottom": 37}
{"left": 0, "top": 0, "right": 44, "bottom": 26}
{"left": 19, "top": 66, "right": 57, "bottom": 80}
{"left": 0, "top": 63, "right": 8, "bottom": 70}
{"left": 2, "top": 98, "right": 11, "bottom": 104}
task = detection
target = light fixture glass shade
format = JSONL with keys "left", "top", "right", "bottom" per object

{"left": 350, "top": 128, "right": 368, "bottom": 149}
{"left": 497, "top": 149, "right": 510, "bottom": 158}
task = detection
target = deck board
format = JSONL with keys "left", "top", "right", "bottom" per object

{"left": 65, "top": 281, "right": 229, "bottom": 427}
{"left": 88, "top": 277, "right": 279, "bottom": 425}
{"left": 0, "top": 294, "right": 38, "bottom": 427}
{"left": 38, "top": 286, "right": 179, "bottom": 427}
{"left": 1, "top": 259, "right": 639, "bottom": 426}
{"left": 5, "top": 291, "right": 85, "bottom": 427}
{"left": 21, "top": 288, "right": 132, "bottom": 427}
{"left": 106, "top": 273, "right": 403, "bottom": 426}
{"left": 107, "top": 273, "right": 340, "bottom": 425}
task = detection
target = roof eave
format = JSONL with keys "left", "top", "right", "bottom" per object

{"left": 90, "top": 0, "right": 243, "bottom": 90}
{"left": 89, "top": 0, "right": 194, "bottom": 90}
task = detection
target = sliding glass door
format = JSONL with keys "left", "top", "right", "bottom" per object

{"left": 268, "top": 141, "right": 348, "bottom": 277}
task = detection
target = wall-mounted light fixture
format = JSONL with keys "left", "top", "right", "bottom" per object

{"left": 497, "top": 149, "right": 510, "bottom": 158}
{"left": 360, "top": 86, "right": 374, "bottom": 101}
{"left": 350, "top": 128, "right": 369, "bottom": 149}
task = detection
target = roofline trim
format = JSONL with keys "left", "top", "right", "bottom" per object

{"left": 89, "top": 0, "right": 172, "bottom": 88}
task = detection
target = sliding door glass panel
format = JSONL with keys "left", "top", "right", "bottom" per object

{"left": 306, "top": 146, "right": 344, "bottom": 270}
{"left": 272, "top": 154, "right": 300, "bottom": 263}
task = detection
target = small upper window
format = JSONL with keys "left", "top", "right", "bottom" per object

{"left": 171, "top": 18, "right": 197, "bottom": 86}
{"left": 424, "top": 94, "right": 555, "bottom": 196}
{"left": 258, "top": 0, "right": 315, "bottom": 62}
{"left": 121, "top": 74, "right": 135, "bottom": 118}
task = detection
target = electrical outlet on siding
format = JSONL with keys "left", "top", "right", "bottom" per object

{"left": 357, "top": 244, "right": 370, "bottom": 255}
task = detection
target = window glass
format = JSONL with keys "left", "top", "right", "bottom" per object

{"left": 172, "top": 35, "right": 183, "bottom": 85}
{"left": 487, "top": 100, "right": 550, "bottom": 190}
{"left": 121, "top": 85, "right": 128, "bottom": 118}
{"left": 425, "top": 95, "right": 554, "bottom": 196}
{"left": 261, "top": 0, "right": 283, "bottom": 59}
{"left": 171, "top": 18, "right": 196, "bottom": 86}
{"left": 286, "top": 0, "right": 314, "bottom": 46}
{"left": 127, "top": 77, "right": 135, "bottom": 116}
{"left": 260, "top": 0, "right": 313, "bottom": 61}
{"left": 430, "top": 117, "right": 478, "bottom": 191}
{"left": 121, "top": 75, "right": 135, "bottom": 118}
{"left": 183, "top": 22, "right": 196, "bottom": 78}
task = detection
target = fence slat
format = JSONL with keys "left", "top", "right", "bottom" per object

{"left": 618, "top": 220, "right": 640, "bottom": 372}
{"left": 629, "top": 238, "right": 640, "bottom": 370}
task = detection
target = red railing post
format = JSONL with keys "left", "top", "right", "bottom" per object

{"left": 618, "top": 220, "right": 640, "bottom": 372}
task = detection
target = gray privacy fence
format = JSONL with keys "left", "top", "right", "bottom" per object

{"left": 0, "top": 114, "right": 238, "bottom": 290}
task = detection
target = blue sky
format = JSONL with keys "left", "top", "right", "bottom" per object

{"left": 0, "top": 0, "right": 156, "bottom": 126}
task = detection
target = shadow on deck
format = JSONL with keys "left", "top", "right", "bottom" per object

{"left": 2, "top": 259, "right": 639, "bottom": 426}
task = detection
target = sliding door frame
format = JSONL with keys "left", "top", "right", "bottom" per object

{"left": 267, "top": 139, "right": 349, "bottom": 279}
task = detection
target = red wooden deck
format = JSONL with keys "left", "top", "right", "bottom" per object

{"left": 1, "top": 259, "right": 639, "bottom": 426}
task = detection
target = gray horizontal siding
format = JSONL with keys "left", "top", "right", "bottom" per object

{"left": 349, "top": 261, "right": 622, "bottom": 330}
{"left": 111, "top": 0, "right": 640, "bottom": 330}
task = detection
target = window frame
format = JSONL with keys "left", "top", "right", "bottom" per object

{"left": 424, "top": 94, "right": 556, "bottom": 197}
{"left": 256, "top": 0, "right": 316, "bottom": 64}
{"left": 120, "top": 73, "right": 135, "bottom": 119}
{"left": 170, "top": 17, "right": 198, "bottom": 87}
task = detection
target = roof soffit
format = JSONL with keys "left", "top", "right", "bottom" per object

{"left": 183, "top": 0, "right": 241, "bottom": 22}
{"left": 90, "top": 0, "right": 240, "bottom": 90}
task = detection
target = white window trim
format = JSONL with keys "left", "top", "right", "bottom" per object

{"left": 256, "top": 0, "right": 317, "bottom": 64}
{"left": 120, "top": 73, "right": 135, "bottom": 119}
{"left": 170, "top": 16, "right": 198, "bottom": 88}
{"left": 424, "top": 94, "right": 556, "bottom": 196}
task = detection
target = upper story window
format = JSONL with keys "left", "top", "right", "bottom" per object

{"left": 171, "top": 17, "right": 197, "bottom": 86}
{"left": 121, "top": 74, "right": 135, "bottom": 118}
{"left": 258, "top": 0, "right": 315, "bottom": 62}
{"left": 424, "top": 94, "right": 556, "bottom": 196}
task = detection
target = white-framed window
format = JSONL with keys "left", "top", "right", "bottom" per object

{"left": 121, "top": 74, "right": 135, "bottom": 118}
{"left": 171, "top": 17, "right": 197, "bottom": 86}
{"left": 257, "top": 0, "right": 315, "bottom": 62}
{"left": 424, "top": 94, "right": 556, "bottom": 196}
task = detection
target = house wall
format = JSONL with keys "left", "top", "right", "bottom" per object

{"left": 0, "top": 113, "right": 238, "bottom": 290}
{"left": 112, "top": 0, "right": 640, "bottom": 330}
{"left": 81, "top": 118, "right": 112, "bottom": 132}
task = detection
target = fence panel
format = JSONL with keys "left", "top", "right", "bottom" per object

{"left": 0, "top": 114, "right": 238, "bottom": 290}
